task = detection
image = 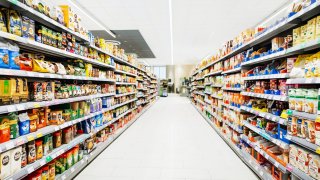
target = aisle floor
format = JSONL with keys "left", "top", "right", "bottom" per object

{"left": 76, "top": 95, "right": 258, "bottom": 180}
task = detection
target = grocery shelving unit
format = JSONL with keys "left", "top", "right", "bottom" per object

{"left": 0, "top": 0, "right": 159, "bottom": 179}
{"left": 190, "top": 1, "right": 320, "bottom": 180}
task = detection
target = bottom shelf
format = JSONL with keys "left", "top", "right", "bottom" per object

{"left": 55, "top": 99, "right": 158, "bottom": 180}
{"left": 191, "top": 101, "right": 273, "bottom": 180}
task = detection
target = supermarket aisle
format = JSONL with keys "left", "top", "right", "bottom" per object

{"left": 76, "top": 94, "right": 257, "bottom": 180}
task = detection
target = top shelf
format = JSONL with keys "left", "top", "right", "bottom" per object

{"left": 196, "top": 1, "right": 320, "bottom": 72}
{"left": 1, "top": 0, "right": 89, "bottom": 43}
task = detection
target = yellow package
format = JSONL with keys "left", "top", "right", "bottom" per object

{"left": 18, "top": 78, "right": 28, "bottom": 102}
{"left": 307, "top": 18, "right": 317, "bottom": 41}
{"left": 59, "top": 5, "right": 74, "bottom": 31}
{"left": 85, "top": 63, "right": 92, "bottom": 77}
{"left": 314, "top": 52, "right": 320, "bottom": 77}
{"left": 32, "top": 59, "right": 49, "bottom": 73}
{"left": 300, "top": 24, "right": 308, "bottom": 44}
{"left": 316, "top": 16, "right": 320, "bottom": 38}
{"left": 305, "top": 55, "right": 314, "bottom": 78}
{"left": 290, "top": 54, "right": 310, "bottom": 78}
{"left": 0, "top": 78, "right": 17, "bottom": 105}
{"left": 293, "top": 27, "right": 301, "bottom": 46}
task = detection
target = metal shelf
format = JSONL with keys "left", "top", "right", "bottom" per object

{"left": 240, "top": 106, "right": 287, "bottom": 125}
{"left": 204, "top": 70, "right": 223, "bottom": 77}
{"left": 287, "top": 110, "right": 318, "bottom": 121}
{"left": 211, "top": 84, "right": 223, "bottom": 88}
{"left": 241, "top": 51, "right": 287, "bottom": 67}
{"left": 241, "top": 135, "right": 289, "bottom": 173}
{"left": 225, "top": 121, "right": 243, "bottom": 133}
{"left": 286, "top": 135, "right": 320, "bottom": 154}
{"left": 0, "top": 31, "right": 114, "bottom": 69}
{"left": 287, "top": 77, "right": 320, "bottom": 84}
{"left": 221, "top": 67, "right": 241, "bottom": 74}
{"left": 5, "top": 134, "right": 89, "bottom": 180}
{"left": 0, "top": 68, "right": 116, "bottom": 82}
{"left": 286, "top": 164, "right": 316, "bottom": 180}
{"left": 222, "top": 87, "right": 242, "bottom": 91}
{"left": 0, "top": 0, "right": 89, "bottom": 42}
{"left": 242, "top": 73, "right": 289, "bottom": 81}
{"left": 115, "top": 92, "right": 137, "bottom": 98}
{"left": 114, "top": 70, "right": 137, "bottom": 77}
{"left": 222, "top": 103, "right": 242, "bottom": 112}
{"left": 211, "top": 94, "right": 223, "bottom": 100}
{"left": 243, "top": 121, "right": 289, "bottom": 150}
{"left": 0, "top": 93, "right": 115, "bottom": 115}
{"left": 115, "top": 82, "right": 137, "bottom": 86}
{"left": 241, "top": 92, "right": 288, "bottom": 102}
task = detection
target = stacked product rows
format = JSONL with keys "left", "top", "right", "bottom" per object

{"left": 0, "top": 0, "right": 158, "bottom": 180}
{"left": 191, "top": 1, "right": 320, "bottom": 180}
{"left": 136, "top": 68, "right": 158, "bottom": 108}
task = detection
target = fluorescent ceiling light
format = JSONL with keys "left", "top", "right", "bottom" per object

{"left": 168, "top": 0, "right": 174, "bottom": 65}
{"left": 67, "top": 0, "right": 116, "bottom": 38}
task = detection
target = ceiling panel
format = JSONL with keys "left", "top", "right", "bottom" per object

{"left": 53, "top": 0, "right": 290, "bottom": 65}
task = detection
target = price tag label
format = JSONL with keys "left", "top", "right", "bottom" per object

{"left": 8, "top": 34, "right": 17, "bottom": 41}
{"left": 36, "top": 133, "right": 43, "bottom": 138}
{"left": 16, "top": 104, "right": 25, "bottom": 111}
{"left": 27, "top": 166, "right": 35, "bottom": 174}
{"left": 278, "top": 118, "right": 285, "bottom": 124}
{"left": 16, "top": 138, "right": 25, "bottom": 146}
{"left": 27, "top": 135, "right": 34, "bottom": 141}
{"left": 259, "top": 171, "right": 264, "bottom": 176}
{"left": 265, "top": 154, "right": 269, "bottom": 160}
{"left": 316, "top": 147, "right": 320, "bottom": 154}
{"left": 54, "top": 127, "right": 59, "bottom": 131}
{"left": 274, "top": 162, "right": 279, "bottom": 168}
{"left": 49, "top": 74, "right": 55, "bottom": 78}
{"left": 272, "top": 117, "right": 277, "bottom": 121}
{"left": 286, "top": 164, "right": 293, "bottom": 172}
{"left": 6, "top": 142, "right": 14, "bottom": 150}
{"left": 38, "top": 73, "right": 45, "bottom": 77}
{"left": 34, "top": 103, "right": 40, "bottom": 108}
{"left": 7, "top": 105, "right": 16, "bottom": 112}
{"left": 305, "top": 78, "right": 313, "bottom": 84}
{"left": 40, "top": 160, "right": 46, "bottom": 166}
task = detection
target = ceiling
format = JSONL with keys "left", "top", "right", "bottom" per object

{"left": 54, "top": 0, "right": 290, "bottom": 65}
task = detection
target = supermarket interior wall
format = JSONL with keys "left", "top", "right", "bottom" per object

{"left": 166, "top": 64, "right": 195, "bottom": 92}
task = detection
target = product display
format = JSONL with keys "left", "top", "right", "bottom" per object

{"left": 191, "top": 1, "right": 320, "bottom": 180}
{"left": 0, "top": 0, "right": 158, "bottom": 179}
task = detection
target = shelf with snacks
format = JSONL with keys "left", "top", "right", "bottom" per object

{"left": 222, "top": 67, "right": 241, "bottom": 75}
{"left": 189, "top": 1, "right": 320, "bottom": 180}
{"left": 55, "top": 100, "right": 156, "bottom": 180}
{"left": 224, "top": 121, "right": 243, "bottom": 133}
{"left": 115, "top": 92, "right": 136, "bottom": 98}
{"left": 243, "top": 121, "right": 289, "bottom": 150}
{"left": 114, "top": 69, "right": 137, "bottom": 77}
{"left": 241, "top": 92, "right": 288, "bottom": 102}
{"left": 240, "top": 106, "right": 287, "bottom": 125}
{"left": 286, "top": 135, "right": 320, "bottom": 154}
{"left": 241, "top": 134, "right": 289, "bottom": 174}
{"left": 115, "top": 82, "right": 136, "bottom": 86}
{"left": 192, "top": 101, "right": 274, "bottom": 180}
{"left": 203, "top": 70, "right": 222, "bottom": 77}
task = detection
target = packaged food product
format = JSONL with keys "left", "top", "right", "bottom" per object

{"left": 53, "top": 131, "right": 62, "bottom": 148}
{"left": 6, "top": 9, "right": 22, "bottom": 36}
{"left": 73, "top": 146, "right": 79, "bottom": 164}
{"left": 304, "top": 89, "right": 318, "bottom": 114}
{"left": 309, "top": 153, "right": 320, "bottom": 179}
{"left": 50, "top": 110, "right": 64, "bottom": 125}
{"left": 18, "top": 78, "right": 28, "bottom": 102}
{"left": 28, "top": 112, "right": 38, "bottom": 132}
{"left": 18, "top": 112, "right": 30, "bottom": 136}
{"left": 0, "top": 38, "right": 9, "bottom": 69}
{"left": 307, "top": 17, "right": 317, "bottom": 41}
{"left": 66, "top": 150, "right": 73, "bottom": 169}
{"left": 305, "top": 120, "right": 315, "bottom": 143}
{"left": 54, "top": 63, "right": 66, "bottom": 75}
{"left": 290, "top": 55, "right": 310, "bottom": 78}
{"left": 21, "top": 144, "right": 27, "bottom": 167}
{"left": 19, "top": 53, "right": 33, "bottom": 71}
{"left": 41, "top": 165, "right": 49, "bottom": 180}
{"left": 316, "top": 117, "right": 320, "bottom": 146}
{"left": 27, "top": 140, "right": 36, "bottom": 164}
{"left": 29, "top": 82, "right": 43, "bottom": 102}
{"left": 316, "top": 16, "right": 320, "bottom": 38}
{"left": 35, "top": 139, "right": 43, "bottom": 160}
{"left": 62, "top": 127, "right": 72, "bottom": 144}
{"left": 0, "top": 150, "right": 11, "bottom": 179}
{"left": 0, "top": 9, "right": 7, "bottom": 32}
{"left": 294, "top": 88, "right": 305, "bottom": 112}
{"left": 300, "top": 24, "right": 308, "bottom": 44}
{"left": 32, "top": 59, "right": 50, "bottom": 73}
{"left": 60, "top": 5, "right": 75, "bottom": 31}
{"left": 293, "top": 27, "right": 301, "bottom": 46}
{"left": 297, "top": 148, "right": 311, "bottom": 173}
{"left": 0, "top": 124, "right": 10, "bottom": 143}
{"left": 10, "top": 146, "right": 21, "bottom": 174}
{"left": 48, "top": 161, "right": 55, "bottom": 180}
{"left": 42, "top": 82, "right": 54, "bottom": 101}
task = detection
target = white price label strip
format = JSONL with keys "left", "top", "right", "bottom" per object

{"left": 6, "top": 142, "right": 14, "bottom": 150}
{"left": 40, "top": 160, "right": 46, "bottom": 166}
{"left": 7, "top": 105, "right": 16, "bottom": 112}
{"left": 274, "top": 162, "right": 279, "bottom": 168}
{"left": 71, "top": 167, "right": 75, "bottom": 173}
{"left": 27, "top": 166, "right": 35, "bottom": 174}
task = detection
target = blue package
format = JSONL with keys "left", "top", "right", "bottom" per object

{"left": 8, "top": 43, "right": 20, "bottom": 69}
{"left": 0, "top": 39, "right": 9, "bottom": 69}
{"left": 18, "top": 120, "right": 30, "bottom": 136}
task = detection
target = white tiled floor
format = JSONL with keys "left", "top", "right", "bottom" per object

{"left": 75, "top": 94, "right": 258, "bottom": 180}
